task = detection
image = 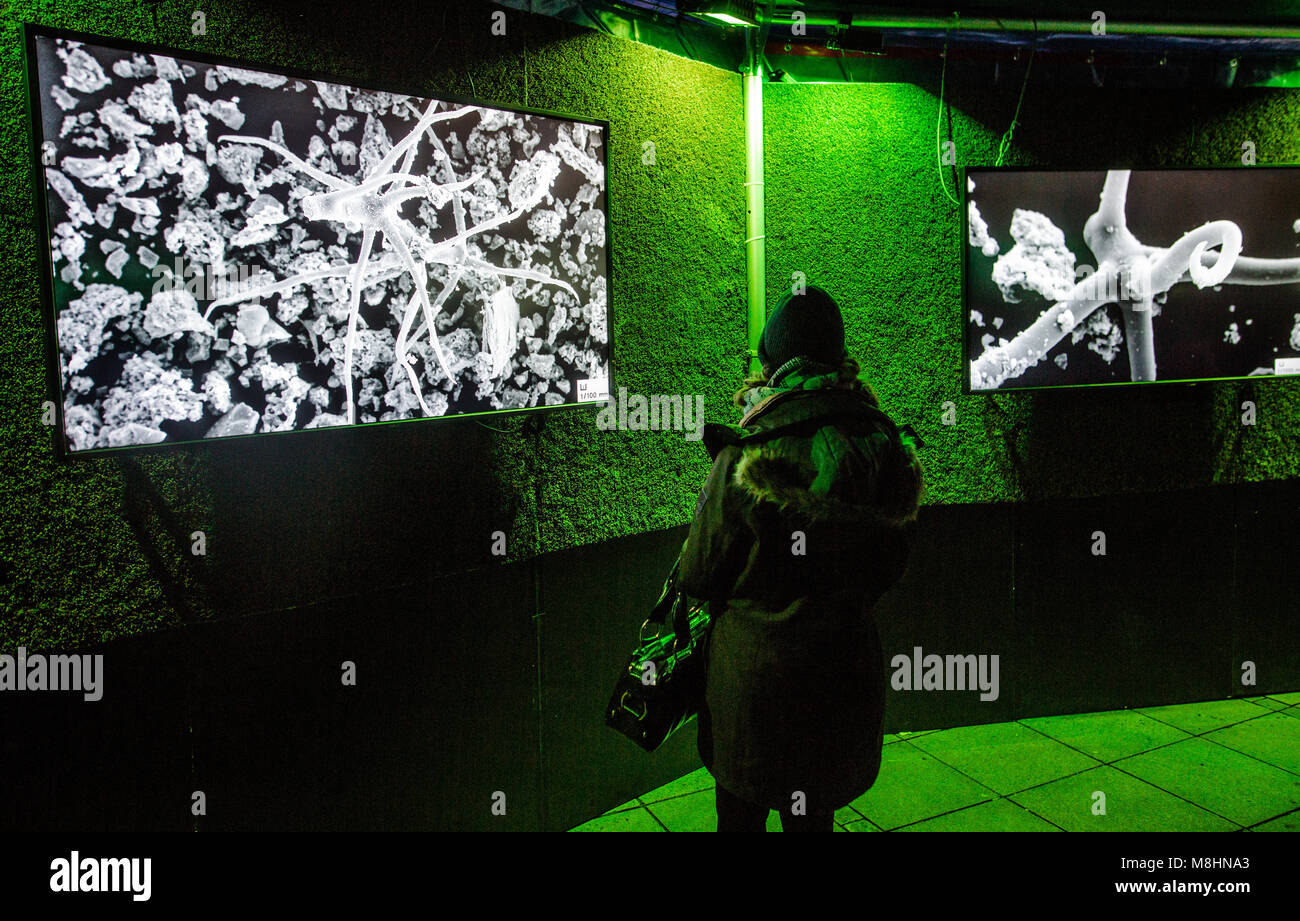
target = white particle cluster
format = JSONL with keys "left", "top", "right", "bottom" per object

{"left": 967, "top": 200, "right": 1000, "bottom": 258}
{"left": 1083, "top": 309, "right": 1123, "bottom": 363}
{"left": 991, "top": 208, "right": 1076, "bottom": 304}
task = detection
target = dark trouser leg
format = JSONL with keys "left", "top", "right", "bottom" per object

{"left": 715, "top": 783, "right": 768, "bottom": 832}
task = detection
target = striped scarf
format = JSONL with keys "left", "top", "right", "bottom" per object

{"left": 739, "top": 356, "right": 847, "bottom": 423}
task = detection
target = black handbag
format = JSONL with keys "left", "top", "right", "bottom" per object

{"left": 605, "top": 556, "right": 711, "bottom": 753}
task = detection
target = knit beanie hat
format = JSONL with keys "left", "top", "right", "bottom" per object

{"left": 757, "top": 285, "right": 846, "bottom": 371}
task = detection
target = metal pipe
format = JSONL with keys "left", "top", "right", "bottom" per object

{"left": 743, "top": 67, "right": 765, "bottom": 378}
{"left": 761, "top": 12, "right": 1300, "bottom": 40}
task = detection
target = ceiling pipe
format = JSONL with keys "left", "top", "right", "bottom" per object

{"left": 757, "top": 12, "right": 1300, "bottom": 40}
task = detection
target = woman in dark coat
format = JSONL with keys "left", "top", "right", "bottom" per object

{"left": 678, "top": 286, "right": 924, "bottom": 832}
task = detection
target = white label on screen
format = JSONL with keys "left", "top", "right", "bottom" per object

{"left": 577, "top": 376, "right": 609, "bottom": 403}
{"left": 1275, "top": 357, "right": 1300, "bottom": 376}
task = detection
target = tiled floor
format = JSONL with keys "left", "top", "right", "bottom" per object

{"left": 570, "top": 692, "right": 1300, "bottom": 832}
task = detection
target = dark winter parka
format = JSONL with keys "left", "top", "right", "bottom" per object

{"left": 678, "top": 382, "right": 923, "bottom": 812}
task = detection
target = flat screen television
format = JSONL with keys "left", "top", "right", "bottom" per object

{"left": 964, "top": 166, "right": 1300, "bottom": 393}
{"left": 25, "top": 25, "right": 611, "bottom": 455}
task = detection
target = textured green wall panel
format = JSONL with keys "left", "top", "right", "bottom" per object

{"left": 764, "top": 80, "right": 1300, "bottom": 505}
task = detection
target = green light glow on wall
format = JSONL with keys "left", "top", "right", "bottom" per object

{"left": 1252, "top": 68, "right": 1300, "bottom": 87}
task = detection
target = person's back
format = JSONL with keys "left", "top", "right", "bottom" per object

{"left": 678, "top": 286, "right": 924, "bottom": 832}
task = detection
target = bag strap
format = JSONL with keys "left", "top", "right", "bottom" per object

{"left": 704, "top": 391, "right": 924, "bottom": 461}
{"left": 643, "top": 555, "right": 701, "bottom": 651}
{"left": 646, "top": 555, "right": 681, "bottom": 626}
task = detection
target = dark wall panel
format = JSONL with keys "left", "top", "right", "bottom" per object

{"left": 187, "top": 566, "right": 539, "bottom": 831}
{"left": 0, "top": 630, "right": 192, "bottom": 832}
{"left": 1233, "top": 480, "right": 1300, "bottom": 696}
{"left": 1013, "top": 487, "right": 1237, "bottom": 716}
{"left": 875, "top": 502, "right": 1019, "bottom": 730}
{"left": 538, "top": 523, "right": 692, "bottom": 832}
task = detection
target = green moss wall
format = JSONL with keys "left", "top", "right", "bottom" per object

{"left": 764, "top": 80, "right": 1300, "bottom": 504}
{"left": 0, "top": 0, "right": 745, "bottom": 650}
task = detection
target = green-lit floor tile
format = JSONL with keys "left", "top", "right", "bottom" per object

{"left": 1010, "top": 765, "right": 1238, "bottom": 832}
{"left": 1137, "top": 699, "right": 1270, "bottom": 735}
{"left": 834, "top": 806, "right": 862, "bottom": 827}
{"left": 898, "top": 798, "right": 1062, "bottom": 832}
{"left": 1205, "top": 712, "right": 1300, "bottom": 775}
{"left": 842, "top": 818, "right": 880, "bottom": 831}
{"left": 571, "top": 807, "right": 666, "bottom": 832}
{"left": 1245, "top": 695, "right": 1288, "bottom": 712}
{"left": 638, "top": 767, "right": 714, "bottom": 803}
{"left": 1020, "top": 709, "right": 1190, "bottom": 762}
{"left": 907, "top": 721, "right": 1101, "bottom": 795}
{"left": 605, "top": 797, "right": 642, "bottom": 814}
{"left": 1114, "top": 737, "right": 1300, "bottom": 827}
{"left": 644, "top": 787, "right": 717, "bottom": 832}
{"left": 845, "top": 741, "right": 996, "bottom": 830}
{"left": 1275, "top": 706, "right": 1300, "bottom": 721}
{"left": 1266, "top": 691, "right": 1300, "bottom": 706}
{"left": 1252, "top": 811, "right": 1300, "bottom": 832}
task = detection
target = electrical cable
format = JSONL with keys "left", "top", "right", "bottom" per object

{"left": 996, "top": 18, "right": 1037, "bottom": 167}
{"left": 935, "top": 26, "right": 959, "bottom": 205}
{"left": 944, "top": 52, "right": 957, "bottom": 199}
{"left": 759, "top": 0, "right": 777, "bottom": 78}
{"left": 460, "top": 5, "right": 477, "bottom": 97}
{"left": 474, "top": 418, "right": 515, "bottom": 433}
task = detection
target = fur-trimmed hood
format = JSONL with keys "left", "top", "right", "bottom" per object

{"left": 731, "top": 430, "right": 923, "bottom": 528}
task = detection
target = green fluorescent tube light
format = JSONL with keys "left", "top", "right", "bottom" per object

{"left": 707, "top": 13, "right": 757, "bottom": 26}
{"left": 687, "top": 0, "right": 760, "bottom": 28}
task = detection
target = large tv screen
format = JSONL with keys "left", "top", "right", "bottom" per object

{"left": 964, "top": 167, "right": 1300, "bottom": 393}
{"left": 26, "top": 26, "right": 611, "bottom": 454}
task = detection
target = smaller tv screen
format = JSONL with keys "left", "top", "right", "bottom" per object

{"left": 27, "top": 26, "right": 611, "bottom": 454}
{"left": 964, "top": 167, "right": 1300, "bottom": 393}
